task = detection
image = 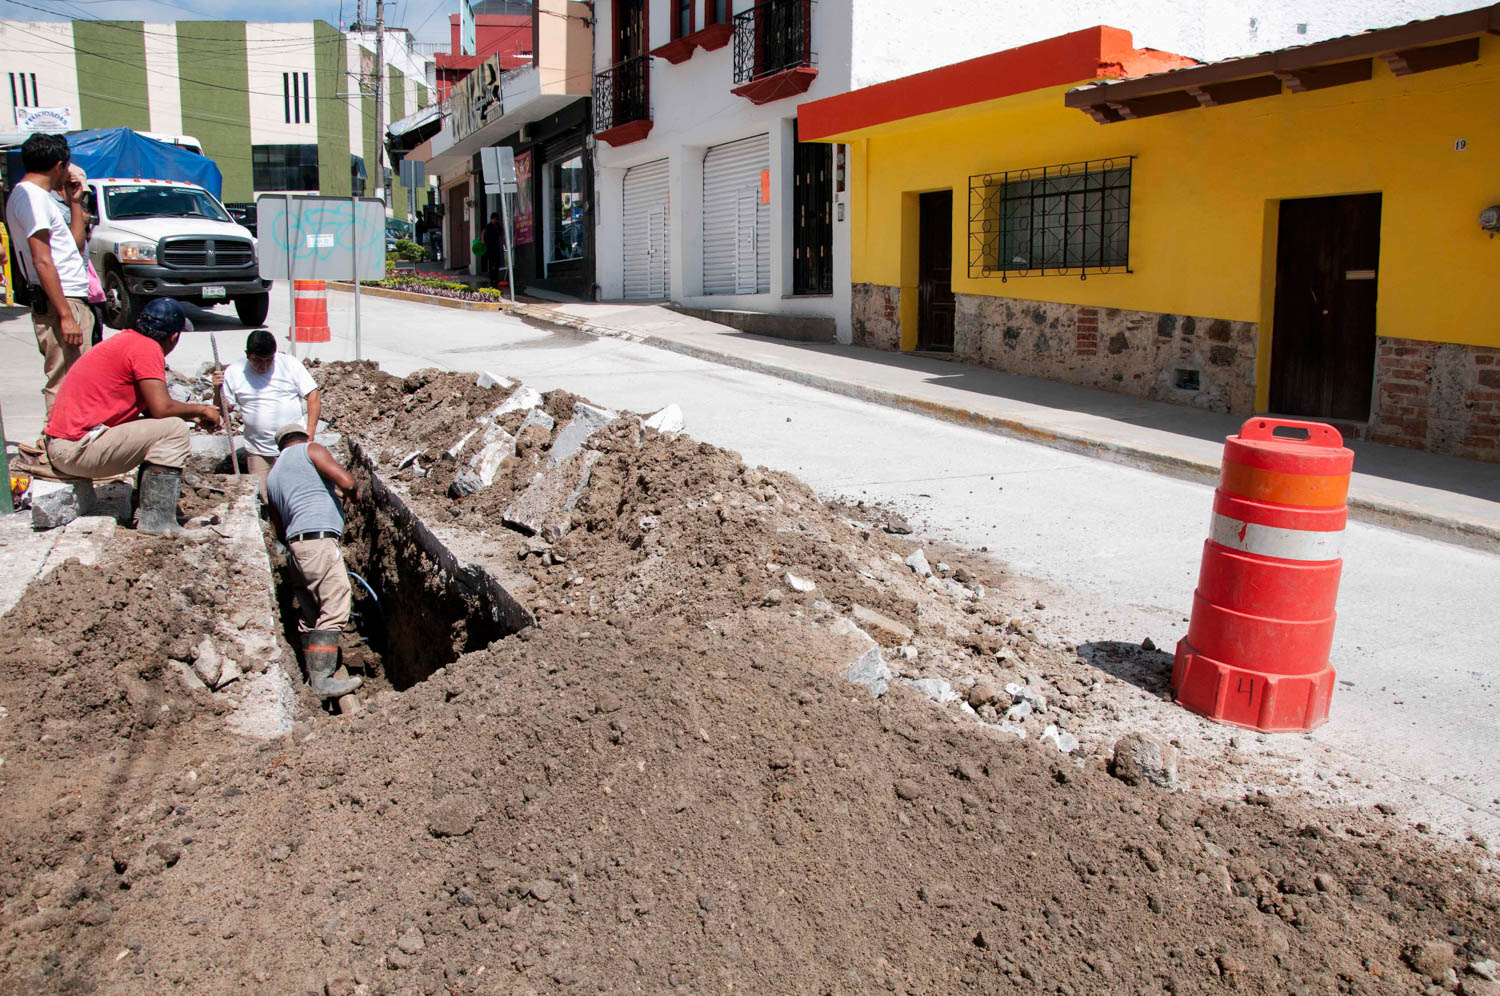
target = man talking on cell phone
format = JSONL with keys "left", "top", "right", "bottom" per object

{"left": 4, "top": 132, "right": 95, "bottom": 414}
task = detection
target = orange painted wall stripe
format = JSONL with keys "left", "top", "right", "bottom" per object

{"left": 797, "top": 26, "right": 1197, "bottom": 142}
{"left": 1219, "top": 461, "right": 1350, "bottom": 508}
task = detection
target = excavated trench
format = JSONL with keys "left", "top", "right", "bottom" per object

{"left": 267, "top": 448, "right": 532, "bottom": 694}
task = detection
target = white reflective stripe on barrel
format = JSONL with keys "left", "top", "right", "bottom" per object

{"left": 1209, "top": 513, "right": 1344, "bottom": 562}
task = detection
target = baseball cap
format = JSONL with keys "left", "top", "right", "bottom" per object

{"left": 135, "top": 298, "right": 194, "bottom": 340}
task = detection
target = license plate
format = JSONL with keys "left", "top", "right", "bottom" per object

{"left": 202, "top": 285, "right": 226, "bottom": 299}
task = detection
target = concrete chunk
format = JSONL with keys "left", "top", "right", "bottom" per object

{"left": 905, "top": 548, "right": 932, "bottom": 577}
{"left": 503, "top": 449, "right": 602, "bottom": 536}
{"left": 482, "top": 385, "right": 543, "bottom": 422}
{"left": 846, "top": 647, "right": 891, "bottom": 697}
{"left": 30, "top": 483, "right": 80, "bottom": 531}
{"left": 476, "top": 371, "right": 514, "bottom": 390}
{"left": 517, "top": 408, "right": 556, "bottom": 436}
{"left": 909, "top": 677, "right": 959, "bottom": 704}
{"left": 643, "top": 403, "right": 685, "bottom": 434}
{"left": 468, "top": 424, "right": 517, "bottom": 485}
{"left": 850, "top": 604, "right": 914, "bottom": 643}
{"left": 548, "top": 402, "right": 618, "bottom": 466}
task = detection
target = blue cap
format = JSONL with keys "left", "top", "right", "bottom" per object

{"left": 136, "top": 298, "right": 193, "bottom": 340}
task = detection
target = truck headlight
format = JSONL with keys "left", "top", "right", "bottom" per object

{"left": 117, "top": 241, "right": 157, "bottom": 263}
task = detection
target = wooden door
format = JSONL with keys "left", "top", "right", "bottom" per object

{"left": 616, "top": 0, "right": 646, "bottom": 60}
{"left": 447, "top": 184, "right": 470, "bottom": 270}
{"left": 918, "top": 190, "right": 955, "bottom": 352}
{"left": 1270, "top": 194, "right": 1382, "bottom": 420}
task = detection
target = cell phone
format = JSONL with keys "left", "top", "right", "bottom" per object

{"left": 29, "top": 288, "right": 49, "bottom": 317}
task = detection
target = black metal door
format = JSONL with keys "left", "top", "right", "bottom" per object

{"left": 1270, "top": 194, "right": 1381, "bottom": 420}
{"left": 617, "top": 0, "right": 646, "bottom": 59}
{"left": 792, "top": 131, "right": 832, "bottom": 296}
{"left": 918, "top": 190, "right": 954, "bottom": 351}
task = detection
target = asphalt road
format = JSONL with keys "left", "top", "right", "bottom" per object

{"left": 5, "top": 291, "right": 1497, "bottom": 836}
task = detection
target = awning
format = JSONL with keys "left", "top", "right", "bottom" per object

{"left": 1066, "top": 3, "right": 1500, "bottom": 123}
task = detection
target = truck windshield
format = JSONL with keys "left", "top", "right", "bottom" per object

{"left": 105, "top": 185, "right": 231, "bottom": 222}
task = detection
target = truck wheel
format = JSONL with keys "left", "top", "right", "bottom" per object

{"left": 234, "top": 293, "right": 270, "bottom": 327}
{"left": 103, "top": 266, "right": 139, "bottom": 330}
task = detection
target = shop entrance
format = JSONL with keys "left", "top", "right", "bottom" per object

{"left": 446, "top": 183, "right": 471, "bottom": 271}
{"left": 1270, "top": 194, "right": 1382, "bottom": 421}
{"left": 917, "top": 190, "right": 954, "bottom": 351}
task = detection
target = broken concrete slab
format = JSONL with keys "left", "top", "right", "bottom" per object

{"left": 468, "top": 424, "right": 517, "bottom": 485}
{"left": 847, "top": 647, "right": 891, "bottom": 697}
{"left": 484, "top": 385, "right": 543, "bottom": 422}
{"left": 785, "top": 572, "right": 816, "bottom": 593}
{"left": 30, "top": 482, "right": 81, "bottom": 531}
{"left": 38, "top": 516, "right": 116, "bottom": 577}
{"left": 517, "top": 408, "right": 555, "bottom": 436}
{"left": 909, "top": 677, "right": 959, "bottom": 704}
{"left": 445, "top": 427, "right": 480, "bottom": 460}
{"left": 905, "top": 549, "right": 932, "bottom": 577}
{"left": 548, "top": 402, "right": 618, "bottom": 467}
{"left": 643, "top": 403, "right": 685, "bottom": 434}
{"left": 850, "top": 603, "right": 914, "bottom": 643}
{"left": 449, "top": 471, "right": 484, "bottom": 499}
{"left": 476, "top": 371, "right": 514, "bottom": 390}
{"left": 502, "top": 449, "right": 602, "bottom": 537}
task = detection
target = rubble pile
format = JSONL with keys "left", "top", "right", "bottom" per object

{"left": 0, "top": 362, "right": 1494, "bottom": 993}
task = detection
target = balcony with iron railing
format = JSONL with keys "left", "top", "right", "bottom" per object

{"left": 593, "top": 54, "right": 653, "bottom": 147}
{"left": 731, "top": 0, "right": 817, "bottom": 105}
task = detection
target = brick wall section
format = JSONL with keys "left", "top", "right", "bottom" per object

{"left": 1075, "top": 308, "right": 1099, "bottom": 357}
{"left": 1370, "top": 337, "right": 1500, "bottom": 462}
{"left": 851, "top": 284, "right": 901, "bottom": 351}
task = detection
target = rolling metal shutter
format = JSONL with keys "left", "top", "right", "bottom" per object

{"left": 702, "top": 134, "right": 769, "bottom": 295}
{"left": 622, "top": 159, "right": 670, "bottom": 299}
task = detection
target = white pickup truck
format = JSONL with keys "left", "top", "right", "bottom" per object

{"left": 86, "top": 176, "right": 272, "bottom": 329}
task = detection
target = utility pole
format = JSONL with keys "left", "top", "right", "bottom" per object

{"left": 374, "top": 0, "right": 386, "bottom": 214}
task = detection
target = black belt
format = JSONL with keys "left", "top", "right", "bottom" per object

{"left": 287, "top": 530, "right": 341, "bottom": 543}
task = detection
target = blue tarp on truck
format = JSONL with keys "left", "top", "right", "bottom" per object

{"left": 5, "top": 128, "right": 222, "bottom": 198}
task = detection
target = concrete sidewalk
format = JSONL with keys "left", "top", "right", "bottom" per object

{"left": 496, "top": 297, "right": 1500, "bottom": 549}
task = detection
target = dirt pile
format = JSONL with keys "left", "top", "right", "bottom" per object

{"left": 0, "top": 362, "right": 1496, "bottom": 994}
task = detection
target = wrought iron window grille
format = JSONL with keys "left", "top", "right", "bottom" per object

{"left": 593, "top": 54, "right": 651, "bottom": 133}
{"left": 968, "top": 156, "right": 1134, "bottom": 281}
{"left": 733, "top": 0, "right": 817, "bottom": 84}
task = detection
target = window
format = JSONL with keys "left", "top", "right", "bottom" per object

{"left": 351, "top": 155, "right": 367, "bottom": 197}
{"left": 104, "top": 185, "right": 231, "bottom": 222}
{"left": 706, "top": 0, "right": 731, "bottom": 24}
{"left": 282, "top": 72, "right": 311, "bottom": 124}
{"left": 968, "top": 157, "right": 1132, "bottom": 278}
{"left": 546, "top": 152, "right": 586, "bottom": 266}
{"left": 672, "top": 0, "right": 694, "bottom": 38}
{"left": 252, "top": 144, "right": 320, "bottom": 192}
{"left": 9, "top": 71, "right": 39, "bottom": 109}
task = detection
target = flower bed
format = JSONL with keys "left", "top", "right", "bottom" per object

{"left": 360, "top": 276, "right": 505, "bottom": 302}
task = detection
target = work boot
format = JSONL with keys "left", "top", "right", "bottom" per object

{"left": 135, "top": 463, "right": 192, "bottom": 537}
{"left": 303, "top": 629, "right": 362, "bottom": 698}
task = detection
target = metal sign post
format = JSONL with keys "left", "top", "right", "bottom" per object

{"left": 481, "top": 146, "right": 519, "bottom": 301}
{"left": 283, "top": 203, "right": 296, "bottom": 355}
{"left": 350, "top": 197, "right": 362, "bottom": 361}
{"left": 0, "top": 401, "right": 13, "bottom": 514}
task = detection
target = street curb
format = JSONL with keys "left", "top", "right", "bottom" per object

{"left": 327, "top": 281, "right": 503, "bottom": 312}
{"left": 385, "top": 294, "right": 1500, "bottom": 552}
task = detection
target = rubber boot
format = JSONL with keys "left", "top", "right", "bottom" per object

{"left": 135, "top": 463, "right": 191, "bottom": 537}
{"left": 303, "top": 629, "right": 362, "bottom": 698}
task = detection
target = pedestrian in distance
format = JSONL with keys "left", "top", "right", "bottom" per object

{"left": 43, "top": 297, "right": 222, "bottom": 538}
{"left": 483, "top": 211, "right": 505, "bottom": 288}
{"left": 4, "top": 132, "right": 96, "bottom": 414}
{"left": 263, "top": 423, "right": 362, "bottom": 699}
{"left": 211, "top": 329, "right": 321, "bottom": 491}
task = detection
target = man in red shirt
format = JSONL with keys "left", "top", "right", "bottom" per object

{"left": 44, "top": 298, "right": 221, "bottom": 537}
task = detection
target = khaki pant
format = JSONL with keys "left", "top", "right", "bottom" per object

{"left": 246, "top": 451, "right": 275, "bottom": 500}
{"left": 34, "top": 298, "right": 96, "bottom": 414}
{"left": 288, "top": 536, "right": 351, "bottom": 634}
{"left": 46, "top": 417, "right": 191, "bottom": 479}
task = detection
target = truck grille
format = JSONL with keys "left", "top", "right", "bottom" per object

{"left": 158, "top": 238, "right": 254, "bottom": 269}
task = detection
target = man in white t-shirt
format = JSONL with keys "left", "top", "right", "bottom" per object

{"left": 212, "top": 329, "right": 321, "bottom": 486}
{"left": 4, "top": 132, "right": 96, "bottom": 413}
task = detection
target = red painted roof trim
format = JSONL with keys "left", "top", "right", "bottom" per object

{"left": 798, "top": 26, "right": 1196, "bottom": 140}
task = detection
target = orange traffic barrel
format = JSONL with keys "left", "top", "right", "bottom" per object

{"left": 291, "top": 280, "right": 331, "bottom": 343}
{"left": 1172, "top": 417, "right": 1354, "bottom": 732}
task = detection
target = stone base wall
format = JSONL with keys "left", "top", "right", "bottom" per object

{"left": 851, "top": 283, "right": 901, "bottom": 351}
{"left": 1370, "top": 338, "right": 1500, "bottom": 462}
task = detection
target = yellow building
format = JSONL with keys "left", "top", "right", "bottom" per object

{"left": 799, "top": 9, "right": 1500, "bottom": 462}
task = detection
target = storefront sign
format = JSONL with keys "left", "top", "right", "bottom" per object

{"left": 450, "top": 54, "right": 503, "bottom": 143}
{"left": 13, "top": 106, "right": 75, "bottom": 133}
{"left": 513, "top": 150, "right": 534, "bottom": 245}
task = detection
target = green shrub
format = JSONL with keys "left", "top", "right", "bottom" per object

{"left": 393, "top": 238, "right": 427, "bottom": 262}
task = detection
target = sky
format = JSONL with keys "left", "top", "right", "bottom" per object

{"left": 0, "top": 0, "right": 456, "bottom": 45}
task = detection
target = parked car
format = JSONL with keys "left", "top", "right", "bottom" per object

{"left": 224, "top": 201, "right": 257, "bottom": 237}
{"left": 87, "top": 177, "right": 270, "bottom": 328}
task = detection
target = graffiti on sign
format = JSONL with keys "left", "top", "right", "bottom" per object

{"left": 451, "top": 54, "right": 504, "bottom": 143}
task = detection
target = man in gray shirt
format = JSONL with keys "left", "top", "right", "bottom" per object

{"left": 264, "top": 423, "right": 361, "bottom": 698}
